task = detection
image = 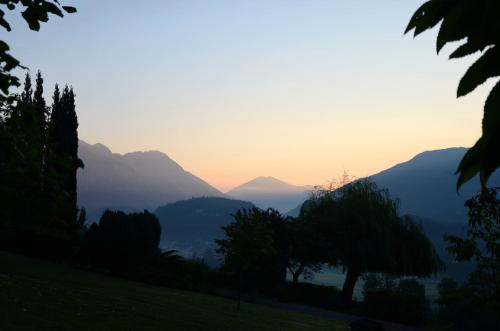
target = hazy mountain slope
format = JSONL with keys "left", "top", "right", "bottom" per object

{"left": 227, "top": 176, "right": 313, "bottom": 213}
{"left": 371, "top": 147, "right": 499, "bottom": 223}
{"left": 155, "top": 197, "right": 254, "bottom": 244}
{"left": 286, "top": 147, "right": 499, "bottom": 221}
{"left": 78, "top": 141, "right": 224, "bottom": 221}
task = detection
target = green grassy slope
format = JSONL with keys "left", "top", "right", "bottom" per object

{"left": 0, "top": 252, "right": 348, "bottom": 331}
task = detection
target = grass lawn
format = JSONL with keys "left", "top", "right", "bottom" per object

{"left": 0, "top": 252, "right": 348, "bottom": 331}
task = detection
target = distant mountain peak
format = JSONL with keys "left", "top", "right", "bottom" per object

{"left": 227, "top": 176, "right": 313, "bottom": 213}
{"left": 230, "top": 176, "right": 311, "bottom": 193}
{"left": 244, "top": 176, "right": 290, "bottom": 186}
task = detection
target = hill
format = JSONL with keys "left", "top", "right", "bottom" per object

{"left": 78, "top": 141, "right": 224, "bottom": 221}
{"left": 286, "top": 147, "right": 500, "bottom": 222}
{"left": 228, "top": 176, "right": 313, "bottom": 213}
{"left": 155, "top": 197, "right": 254, "bottom": 246}
{"left": 370, "top": 147, "right": 499, "bottom": 223}
{"left": 0, "top": 252, "right": 346, "bottom": 331}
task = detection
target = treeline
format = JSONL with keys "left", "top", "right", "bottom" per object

{"left": 0, "top": 72, "right": 83, "bottom": 256}
{"left": 214, "top": 179, "right": 444, "bottom": 324}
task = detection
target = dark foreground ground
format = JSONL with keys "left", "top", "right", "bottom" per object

{"left": 0, "top": 252, "right": 348, "bottom": 331}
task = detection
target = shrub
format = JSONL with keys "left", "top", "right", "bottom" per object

{"left": 363, "top": 278, "right": 429, "bottom": 326}
{"left": 279, "top": 282, "right": 342, "bottom": 308}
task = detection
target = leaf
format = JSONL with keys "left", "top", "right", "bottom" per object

{"left": 405, "top": 1, "right": 442, "bottom": 36}
{"left": 0, "top": 9, "right": 12, "bottom": 31}
{"left": 2, "top": 52, "right": 20, "bottom": 71}
{"left": 0, "top": 40, "right": 10, "bottom": 52}
{"left": 42, "top": 2, "right": 64, "bottom": 17}
{"left": 449, "top": 40, "right": 482, "bottom": 59}
{"left": 62, "top": 6, "right": 77, "bottom": 14}
{"left": 478, "top": 81, "right": 500, "bottom": 186}
{"left": 483, "top": 80, "right": 500, "bottom": 136}
{"left": 436, "top": 1, "right": 471, "bottom": 53}
{"left": 456, "top": 139, "right": 484, "bottom": 190}
{"left": 21, "top": 7, "right": 41, "bottom": 31}
{"left": 457, "top": 46, "right": 500, "bottom": 97}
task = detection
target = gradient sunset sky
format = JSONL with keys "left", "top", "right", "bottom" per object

{"left": 6, "top": 0, "right": 491, "bottom": 191}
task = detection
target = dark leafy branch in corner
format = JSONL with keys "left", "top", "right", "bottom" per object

{"left": 405, "top": 0, "right": 500, "bottom": 189}
{"left": 0, "top": 1, "right": 76, "bottom": 103}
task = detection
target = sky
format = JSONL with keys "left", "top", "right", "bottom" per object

{"left": 4, "top": 0, "right": 490, "bottom": 191}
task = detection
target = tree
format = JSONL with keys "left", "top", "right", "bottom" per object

{"left": 0, "top": 1, "right": 76, "bottom": 104}
{"left": 445, "top": 188, "right": 499, "bottom": 325}
{"left": 0, "top": 74, "right": 84, "bottom": 256}
{"left": 405, "top": 1, "right": 500, "bottom": 189}
{"left": 216, "top": 208, "right": 289, "bottom": 290}
{"left": 301, "top": 179, "right": 443, "bottom": 305}
{"left": 82, "top": 210, "right": 162, "bottom": 269}
{"left": 287, "top": 216, "right": 324, "bottom": 284}
{"left": 20, "top": 72, "right": 32, "bottom": 103}
{"left": 48, "top": 85, "right": 83, "bottom": 223}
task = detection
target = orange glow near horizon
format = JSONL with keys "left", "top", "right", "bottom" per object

{"left": 11, "top": 0, "right": 487, "bottom": 193}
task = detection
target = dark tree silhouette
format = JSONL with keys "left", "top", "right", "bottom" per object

{"left": 0, "top": 73, "right": 84, "bottom": 256}
{"left": 48, "top": 85, "right": 83, "bottom": 223}
{"left": 20, "top": 72, "right": 32, "bottom": 103}
{"left": 82, "top": 210, "right": 162, "bottom": 269}
{"left": 301, "top": 179, "right": 443, "bottom": 305}
{"left": 216, "top": 208, "right": 289, "bottom": 290}
{"left": 405, "top": 1, "right": 500, "bottom": 189}
{"left": 445, "top": 188, "right": 499, "bottom": 324}
{"left": 287, "top": 216, "right": 324, "bottom": 284}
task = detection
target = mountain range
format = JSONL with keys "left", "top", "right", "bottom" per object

{"left": 77, "top": 142, "right": 499, "bottom": 277}
{"left": 78, "top": 140, "right": 224, "bottom": 221}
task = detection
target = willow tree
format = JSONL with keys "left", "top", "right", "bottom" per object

{"left": 301, "top": 179, "right": 443, "bottom": 305}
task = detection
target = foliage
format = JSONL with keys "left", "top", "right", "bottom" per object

{"left": 434, "top": 277, "right": 497, "bottom": 331}
{"left": 216, "top": 208, "right": 289, "bottom": 290}
{"left": 286, "top": 216, "right": 324, "bottom": 284}
{"left": 362, "top": 274, "right": 428, "bottom": 325}
{"left": 300, "top": 179, "right": 443, "bottom": 305}
{"left": 444, "top": 188, "right": 499, "bottom": 323}
{"left": 405, "top": 0, "right": 500, "bottom": 188}
{"left": 0, "top": 1, "right": 76, "bottom": 104}
{"left": 363, "top": 279, "right": 429, "bottom": 326}
{"left": 0, "top": 72, "right": 84, "bottom": 257}
{"left": 81, "top": 210, "right": 161, "bottom": 270}
{"left": 279, "top": 282, "right": 342, "bottom": 309}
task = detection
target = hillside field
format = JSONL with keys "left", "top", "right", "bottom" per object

{"left": 0, "top": 252, "right": 347, "bottom": 331}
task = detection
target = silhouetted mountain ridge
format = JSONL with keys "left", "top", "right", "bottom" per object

{"left": 286, "top": 147, "right": 499, "bottom": 222}
{"left": 77, "top": 140, "right": 224, "bottom": 221}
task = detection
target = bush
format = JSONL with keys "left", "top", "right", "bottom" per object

{"left": 79, "top": 210, "right": 161, "bottom": 270}
{"left": 433, "top": 277, "right": 497, "bottom": 331}
{"left": 141, "top": 252, "right": 215, "bottom": 291}
{"left": 279, "top": 282, "right": 342, "bottom": 308}
{"left": 363, "top": 278, "right": 429, "bottom": 326}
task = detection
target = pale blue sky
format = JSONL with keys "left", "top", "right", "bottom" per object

{"left": 5, "top": 1, "right": 488, "bottom": 190}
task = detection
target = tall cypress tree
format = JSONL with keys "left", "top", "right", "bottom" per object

{"left": 33, "top": 71, "right": 47, "bottom": 130}
{"left": 20, "top": 73, "right": 32, "bottom": 104}
{"left": 49, "top": 85, "right": 83, "bottom": 225}
{"left": 33, "top": 71, "right": 47, "bottom": 187}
